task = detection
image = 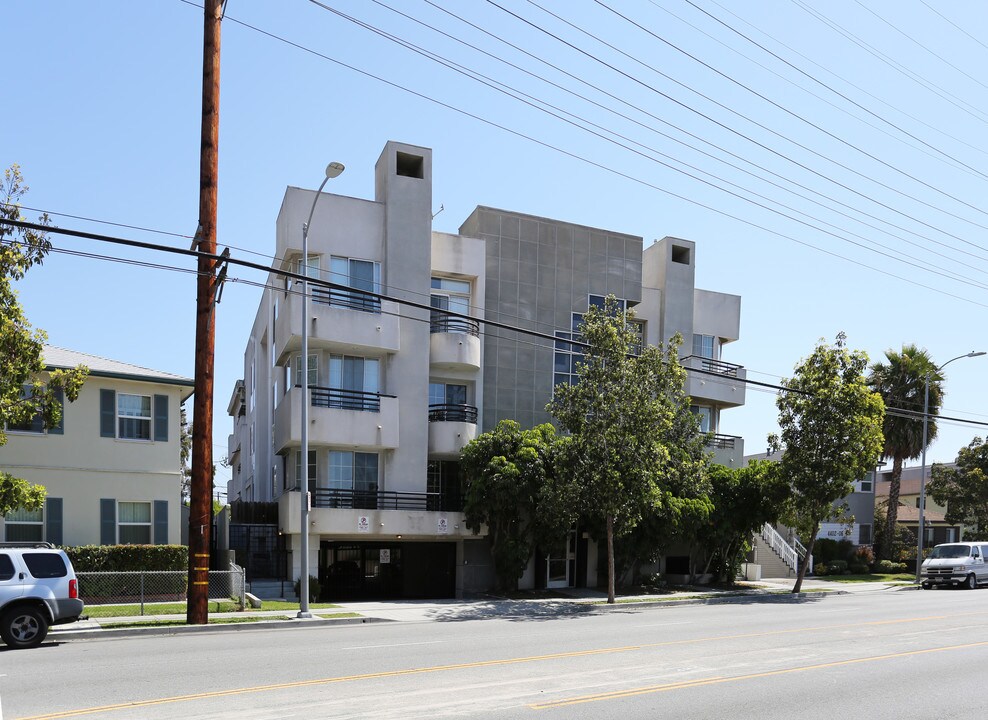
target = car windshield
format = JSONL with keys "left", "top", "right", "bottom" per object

{"left": 929, "top": 545, "right": 970, "bottom": 559}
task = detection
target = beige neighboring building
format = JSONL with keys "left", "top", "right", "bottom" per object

{"left": 876, "top": 464, "right": 964, "bottom": 544}
{"left": 0, "top": 346, "right": 193, "bottom": 546}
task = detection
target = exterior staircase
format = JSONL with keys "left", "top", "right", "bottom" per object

{"left": 750, "top": 524, "right": 801, "bottom": 579}
{"left": 247, "top": 579, "right": 298, "bottom": 601}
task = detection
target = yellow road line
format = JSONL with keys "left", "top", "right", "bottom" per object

{"left": 531, "top": 640, "right": 988, "bottom": 709}
{"left": 15, "top": 613, "right": 964, "bottom": 719}
{"left": 17, "top": 646, "right": 639, "bottom": 719}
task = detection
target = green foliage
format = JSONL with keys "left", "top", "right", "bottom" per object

{"left": 65, "top": 544, "right": 189, "bottom": 572}
{"left": 771, "top": 333, "right": 885, "bottom": 592}
{"left": 0, "top": 165, "right": 88, "bottom": 514}
{"left": 812, "top": 538, "right": 856, "bottom": 565}
{"left": 849, "top": 563, "right": 870, "bottom": 574}
{"left": 294, "top": 575, "right": 321, "bottom": 603}
{"left": 868, "top": 345, "right": 941, "bottom": 558}
{"left": 872, "top": 500, "right": 917, "bottom": 564}
{"left": 696, "top": 461, "right": 788, "bottom": 583}
{"left": 873, "top": 559, "right": 908, "bottom": 573}
{"left": 547, "top": 296, "right": 707, "bottom": 602}
{"left": 929, "top": 438, "right": 988, "bottom": 539}
{"left": 460, "top": 420, "right": 575, "bottom": 591}
{"left": 814, "top": 563, "right": 828, "bottom": 576}
{"left": 824, "top": 559, "right": 848, "bottom": 575}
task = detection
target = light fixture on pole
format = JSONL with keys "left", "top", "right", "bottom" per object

{"left": 298, "top": 161, "right": 345, "bottom": 618}
{"left": 916, "top": 350, "right": 985, "bottom": 583}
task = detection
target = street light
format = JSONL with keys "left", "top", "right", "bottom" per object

{"left": 299, "top": 161, "right": 345, "bottom": 618}
{"left": 916, "top": 350, "right": 985, "bottom": 582}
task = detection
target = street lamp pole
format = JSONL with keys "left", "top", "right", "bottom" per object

{"left": 916, "top": 350, "right": 985, "bottom": 583}
{"left": 299, "top": 161, "right": 345, "bottom": 618}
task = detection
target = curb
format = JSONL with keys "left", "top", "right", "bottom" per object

{"left": 49, "top": 614, "right": 388, "bottom": 642}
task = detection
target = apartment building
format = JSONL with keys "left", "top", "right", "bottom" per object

{"left": 228, "top": 141, "right": 745, "bottom": 599}
{"left": 1, "top": 346, "right": 192, "bottom": 546}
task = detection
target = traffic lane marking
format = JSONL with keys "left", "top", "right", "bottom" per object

{"left": 530, "top": 639, "right": 988, "bottom": 709}
{"left": 14, "top": 613, "right": 969, "bottom": 719}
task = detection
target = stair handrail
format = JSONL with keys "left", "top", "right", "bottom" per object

{"left": 792, "top": 536, "right": 807, "bottom": 559}
{"left": 761, "top": 523, "right": 799, "bottom": 573}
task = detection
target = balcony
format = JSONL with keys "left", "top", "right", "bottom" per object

{"left": 705, "top": 433, "right": 745, "bottom": 467}
{"left": 274, "top": 289, "right": 400, "bottom": 363}
{"left": 428, "top": 404, "right": 478, "bottom": 457}
{"left": 682, "top": 355, "right": 746, "bottom": 408}
{"left": 429, "top": 316, "right": 481, "bottom": 371}
{"left": 310, "top": 488, "right": 463, "bottom": 513}
{"left": 274, "top": 386, "right": 399, "bottom": 453}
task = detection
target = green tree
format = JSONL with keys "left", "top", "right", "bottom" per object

{"left": 771, "top": 333, "right": 884, "bottom": 592}
{"left": 0, "top": 165, "right": 87, "bottom": 515}
{"left": 548, "top": 296, "right": 706, "bottom": 603}
{"left": 929, "top": 438, "right": 988, "bottom": 540}
{"left": 698, "top": 461, "right": 787, "bottom": 583}
{"left": 460, "top": 420, "right": 576, "bottom": 592}
{"left": 868, "top": 344, "right": 941, "bottom": 559}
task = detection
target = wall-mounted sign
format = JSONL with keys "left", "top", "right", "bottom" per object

{"left": 438, "top": 517, "right": 449, "bottom": 535}
{"left": 357, "top": 516, "right": 370, "bottom": 533}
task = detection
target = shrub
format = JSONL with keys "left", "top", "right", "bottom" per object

{"left": 294, "top": 575, "right": 321, "bottom": 603}
{"left": 813, "top": 563, "right": 828, "bottom": 576}
{"left": 65, "top": 545, "right": 188, "bottom": 572}
{"left": 826, "top": 560, "right": 848, "bottom": 575}
{"left": 873, "top": 559, "right": 909, "bottom": 574}
{"left": 853, "top": 546, "right": 875, "bottom": 566}
{"left": 849, "top": 563, "right": 869, "bottom": 574}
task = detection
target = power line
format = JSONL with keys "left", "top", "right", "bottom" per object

{"left": 8, "top": 217, "right": 988, "bottom": 431}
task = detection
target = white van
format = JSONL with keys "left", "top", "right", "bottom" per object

{"left": 920, "top": 542, "right": 988, "bottom": 590}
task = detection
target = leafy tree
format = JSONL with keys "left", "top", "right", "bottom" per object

{"left": 0, "top": 165, "right": 87, "bottom": 515}
{"left": 179, "top": 406, "right": 192, "bottom": 502}
{"left": 929, "top": 438, "right": 988, "bottom": 540}
{"left": 868, "top": 344, "right": 941, "bottom": 559}
{"left": 460, "top": 420, "right": 576, "bottom": 592}
{"left": 548, "top": 296, "right": 707, "bottom": 603}
{"left": 698, "top": 461, "right": 788, "bottom": 583}
{"left": 770, "top": 333, "right": 884, "bottom": 592}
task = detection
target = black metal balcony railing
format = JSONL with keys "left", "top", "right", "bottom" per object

{"left": 306, "top": 386, "right": 395, "bottom": 412}
{"left": 310, "top": 488, "right": 463, "bottom": 513}
{"left": 684, "top": 355, "right": 743, "bottom": 377}
{"left": 706, "top": 433, "right": 741, "bottom": 449}
{"left": 430, "top": 314, "right": 480, "bottom": 337}
{"left": 428, "top": 403, "right": 478, "bottom": 423}
{"left": 311, "top": 286, "right": 381, "bottom": 313}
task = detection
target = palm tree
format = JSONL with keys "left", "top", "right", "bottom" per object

{"left": 868, "top": 345, "right": 943, "bottom": 560}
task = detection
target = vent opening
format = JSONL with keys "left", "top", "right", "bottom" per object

{"left": 671, "top": 245, "right": 691, "bottom": 265}
{"left": 396, "top": 152, "right": 424, "bottom": 179}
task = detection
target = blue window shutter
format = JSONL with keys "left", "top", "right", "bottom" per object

{"left": 46, "top": 498, "right": 63, "bottom": 545}
{"left": 154, "top": 394, "right": 168, "bottom": 442}
{"left": 50, "top": 388, "right": 65, "bottom": 435}
{"left": 153, "top": 500, "right": 168, "bottom": 544}
{"left": 100, "top": 389, "right": 116, "bottom": 438}
{"left": 100, "top": 499, "right": 116, "bottom": 545}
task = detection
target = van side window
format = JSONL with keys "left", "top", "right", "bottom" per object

{"left": 0, "top": 554, "right": 15, "bottom": 581}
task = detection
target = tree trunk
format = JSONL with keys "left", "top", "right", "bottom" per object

{"left": 792, "top": 521, "right": 819, "bottom": 593}
{"left": 882, "top": 455, "right": 904, "bottom": 560}
{"left": 606, "top": 514, "right": 615, "bottom": 604}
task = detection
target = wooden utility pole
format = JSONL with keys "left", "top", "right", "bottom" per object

{"left": 188, "top": 0, "right": 222, "bottom": 625}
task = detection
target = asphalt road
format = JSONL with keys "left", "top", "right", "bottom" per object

{"left": 3, "top": 588, "right": 986, "bottom": 719}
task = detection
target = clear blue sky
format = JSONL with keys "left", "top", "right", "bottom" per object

{"left": 6, "top": 1, "right": 988, "bottom": 496}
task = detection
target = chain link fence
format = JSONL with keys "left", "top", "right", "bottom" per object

{"left": 77, "top": 566, "right": 246, "bottom": 616}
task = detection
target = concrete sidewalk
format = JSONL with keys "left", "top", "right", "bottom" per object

{"left": 48, "top": 577, "right": 914, "bottom": 641}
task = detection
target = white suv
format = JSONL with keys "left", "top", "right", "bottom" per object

{"left": 0, "top": 542, "right": 85, "bottom": 649}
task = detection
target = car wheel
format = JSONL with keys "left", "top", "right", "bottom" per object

{"left": 0, "top": 606, "right": 49, "bottom": 649}
{"left": 967, "top": 574, "right": 978, "bottom": 590}
{"left": 921, "top": 582, "right": 931, "bottom": 590}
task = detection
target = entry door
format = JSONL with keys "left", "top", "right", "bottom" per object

{"left": 546, "top": 532, "right": 575, "bottom": 589}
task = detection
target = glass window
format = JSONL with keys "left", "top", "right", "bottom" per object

{"left": 294, "top": 450, "right": 317, "bottom": 491}
{"left": 118, "top": 501, "right": 152, "bottom": 544}
{"left": 691, "top": 406, "right": 713, "bottom": 433}
{"left": 429, "top": 383, "right": 466, "bottom": 406}
{"left": 327, "top": 356, "right": 379, "bottom": 410}
{"left": 329, "top": 451, "right": 378, "bottom": 493}
{"left": 7, "top": 386, "right": 44, "bottom": 433}
{"left": 430, "top": 277, "right": 473, "bottom": 333}
{"left": 329, "top": 256, "right": 381, "bottom": 311}
{"left": 4, "top": 506, "right": 44, "bottom": 542}
{"left": 294, "top": 354, "right": 318, "bottom": 387}
{"left": 0, "top": 555, "right": 14, "bottom": 581}
{"left": 23, "top": 553, "right": 67, "bottom": 578}
{"left": 118, "top": 394, "right": 152, "bottom": 440}
{"left": 692, "top": 334, "right": 716, "bottom": 359}
{"left": 296, "top": 254, "right": 320, "bottom": 278}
